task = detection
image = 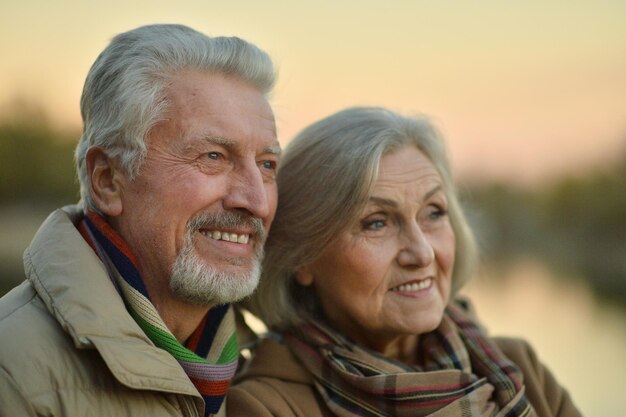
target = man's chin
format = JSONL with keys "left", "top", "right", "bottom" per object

{"left": 169, "top": 259, "right": 260, "bottom": 306}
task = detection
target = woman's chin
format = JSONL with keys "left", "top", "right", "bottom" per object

{"left": 399, "top": 310, "right": 445, "bottom": 336}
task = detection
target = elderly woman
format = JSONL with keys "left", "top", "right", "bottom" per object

{"left": 228, "top": 107, "right": 581, "bottom": 417}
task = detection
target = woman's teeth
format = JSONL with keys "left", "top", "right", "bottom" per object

{"left": 392, "top": 278, "right": 433, "bottom": 292}
{"left": 200, "top": 230, "right": 249, "bottom": 244}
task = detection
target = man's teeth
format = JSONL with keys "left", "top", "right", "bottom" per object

{"left": 200, "top": 230, "right": 249, "bottom": 244}
{"left": 392, "top": 278, "right": 432, "bottom": 292}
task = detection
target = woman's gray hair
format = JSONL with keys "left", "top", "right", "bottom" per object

{"left": 75, "top": 24, "right": 276, "bottom": 212}
{"left": 247, "top": 107, "right": 478, "bottom": 331}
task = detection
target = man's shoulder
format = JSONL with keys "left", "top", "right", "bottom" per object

{"left": 0, "top": 280, "right": 37, "bottom": 320}
{"left": 0, "top": 281, "right": 199, "bottom": 416}
{"left": 0, "top": 281, "right": 86, "bottom": 393}
{"left": 0, "top": 280, "right": 53, "bottom": 341}
{"left": 0, "top": 279, "right": 73, "bottom": 351}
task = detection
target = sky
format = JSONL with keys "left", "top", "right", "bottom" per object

{"left": 1, "top": 0, "right": 625, "bottom": 184}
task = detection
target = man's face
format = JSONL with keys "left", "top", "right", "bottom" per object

{"left": 113, "top": 70, "right": 279, "bottom": 306}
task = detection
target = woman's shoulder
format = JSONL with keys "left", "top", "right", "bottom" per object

{"left": 493, "top": 336, "right": 538, "bottom": 368}
{"left": 237, "top": 336, "right": 313, "bottom": 383}
{"left": 229, "top": 337, "right": 330, "bottom": 417}
{"left": 493, "top": 337, "right": 582, "bottom": 417}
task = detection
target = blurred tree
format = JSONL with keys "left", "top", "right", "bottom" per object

{"left": 0, "top": 112, "right": 79, "bottom": 205}
{"left": 534, "top": 155, "right": 626, "bottom": 303}
{"left": 463, "top": 151, "right": 626, "bottom": 306}
{"left": 0, "top": 104, "right": 80, "bottom": 294}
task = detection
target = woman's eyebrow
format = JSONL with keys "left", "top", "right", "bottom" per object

{"left": 369, "top": 196, "right": 397, "bottom": 208}
{"left": 423, "top": 185, "right": 443, "bottom": 202}
{"left": 369, "top": 185, "right": 443, "bottom": 207}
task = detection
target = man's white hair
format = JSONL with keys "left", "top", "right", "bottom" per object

{"left": 74, "top": 24, "right": 276, "bottom": 212}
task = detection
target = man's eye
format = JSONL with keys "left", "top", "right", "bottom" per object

{"left": 261, "top": 160, "right": 276, "bottom": 170}
{"left": 207, "top": 152, "right": 220, "bottom": 160}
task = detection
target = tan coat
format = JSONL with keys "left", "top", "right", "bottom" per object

{"left": 0, "top": 206, "right": 210, "bottom": 416}
{"left": 228, "top": 336, "right": 583, "bottom": 417}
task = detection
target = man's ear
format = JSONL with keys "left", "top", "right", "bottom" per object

{"left": 295, "top": 265, "right": 314, "bottom": 287}
{"left": 85, "top": 147, "right": 124, "bottom": 216}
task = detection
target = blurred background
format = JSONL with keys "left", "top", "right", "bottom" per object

{"left": 1, "top": 1, "right": 624, "bottom": 415}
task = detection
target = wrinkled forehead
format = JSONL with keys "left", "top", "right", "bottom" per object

{"left": 150, "top": 70, "right": 278, "bottom": 151}
{"left": 377, "top": 144, "right": 441, "bottom": 181}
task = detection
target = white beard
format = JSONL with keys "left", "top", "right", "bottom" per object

{"left": 169, "top": 240, "right": 262, "bottom": 306}
{"left": 169, "top": 211, "right": 265, "bottom": 306}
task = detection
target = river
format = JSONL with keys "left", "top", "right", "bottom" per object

{"left": 461, "top": 258, "right": 626, "bottom": 416}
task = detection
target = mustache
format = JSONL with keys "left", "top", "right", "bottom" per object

{"left": 187, "top": 211, "right": 266, "bottom": 241}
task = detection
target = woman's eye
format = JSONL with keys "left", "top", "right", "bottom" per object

{"left": 363, "top": 219, "right": 386, "bottom": 230}
{"left": 426, "top": 206, "right": 448, "bottom": 221}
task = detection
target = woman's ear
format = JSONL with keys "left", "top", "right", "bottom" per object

{"left": 295, "top": 266, "right": 314, "bottom": 287}
{"left": 85, "top": 147, "right": 124, "bottom": 216}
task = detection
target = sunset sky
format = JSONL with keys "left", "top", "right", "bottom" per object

{"left": 1, "top": 0, "right": 625, "bottom": 184}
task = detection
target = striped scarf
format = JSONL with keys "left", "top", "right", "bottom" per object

{"left": 80, "top": 212, "right": 238, "bottom": 416}
{"left": 285, "top": 302, "right": 535, "bottom": 417}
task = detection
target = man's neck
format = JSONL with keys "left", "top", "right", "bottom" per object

{"left": 82, "top": 212, "right": 213, "bottom": 344}
{"left": 151, "top": 292, "right": 212, "bottom": 343}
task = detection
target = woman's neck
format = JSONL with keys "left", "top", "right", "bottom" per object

{"left": 382, "top": 334, "right": 419, "bottom": 364}
{"left": 355, "top": 333, "right": 420, "bottom": 365}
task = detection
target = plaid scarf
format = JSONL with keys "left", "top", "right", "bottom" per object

{"left": 285, "top": 302, "right": 535, "bottom": 417}
{"left": 79, "top": 212, "right": 238, "bottom": 416}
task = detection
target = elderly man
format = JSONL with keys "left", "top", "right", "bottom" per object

{"left": 0, "top": 24, "right": 279, "bottom": 416}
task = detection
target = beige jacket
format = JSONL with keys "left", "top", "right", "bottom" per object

{"left": 228, "top": 337, "right": 583, "bottom": 417}
{"left": 0, "top": 206, "right": 211, "bottom": 416}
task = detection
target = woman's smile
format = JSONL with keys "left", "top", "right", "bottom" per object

{"left": 297, "top": 144, "right": 455, "bottom": 354}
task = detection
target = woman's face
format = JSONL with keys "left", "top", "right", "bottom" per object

{"left": 297, "top": 145, "right": 456, "bottom": 353}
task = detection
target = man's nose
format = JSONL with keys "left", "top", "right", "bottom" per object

{"left": 222, "top": 162, "right": 273, "bottom": 220}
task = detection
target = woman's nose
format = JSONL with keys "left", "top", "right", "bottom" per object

{"left": 396, "top": 225, "right": 435, "bottom": 268}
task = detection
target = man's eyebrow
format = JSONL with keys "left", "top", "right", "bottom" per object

{"left": 264, "top": 143, "right": 282, "bottom": 156}
{"left": 200, "top": 135, "right": 236, "bottom": 149}
{"left": 199, "top": 135, "right": 281, "bottom": 156}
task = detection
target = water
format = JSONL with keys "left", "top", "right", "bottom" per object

{"left": 461, "top": 258, "right": 626, "bottom": 416}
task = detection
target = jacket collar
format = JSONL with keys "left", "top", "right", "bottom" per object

{"left": 23, "top": 205, "right": 201, "bottom": 398}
